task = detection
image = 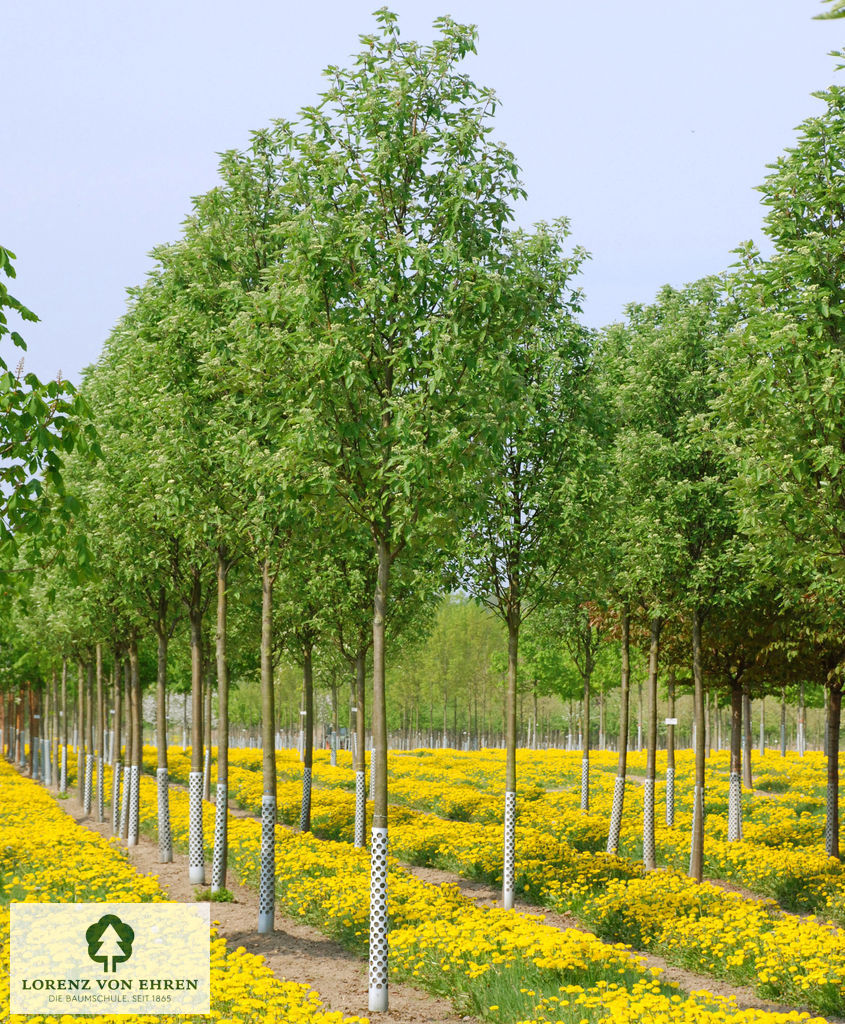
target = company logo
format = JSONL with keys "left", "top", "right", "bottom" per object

{"left": 85, "top": 914, "right": 135, "bottom": 972}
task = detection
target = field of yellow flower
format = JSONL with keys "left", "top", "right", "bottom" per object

{"left": 115, "top": 746, "right": 838, "bottom": 1022}
{"left": 0, "top": 760, "right": 366, "bottom": 1024}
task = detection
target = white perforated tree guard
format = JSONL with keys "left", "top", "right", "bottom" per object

{"left": 368, "top": 826, "right": 389, "bottom": 1012}
{"left": 826, "top": 782, "right": 836, "bottom": 857}
{"left": 127, "top": 765, "right": 140, "bottom": 847}
{"left": 354, "top": 770, "right": 366, "bottom": 848}
{"left": 211, "top": 782, "right": 228, "bottom": 893}
{"left": 665, "top": 766, "right": 675, "bottom": 827}
{"left": 642, "top": 777, "right": 655, "bottom": 868}
{"left": 727, "top": 771, "right": 742, "bottom": 842}
{"left": 59, "top": 745, "right": 67, "bottom": 795}
{"left": 111, "top": 758, "right": 121, "bottom": 834}
{"left": 97, "top": 756, "right": 105, "bottom": 822}
{"left": 299, "top": 766, "right": 313, "bottom": 832}
{"left": 258, "top": 794, "right": 276, "bottom": 933}
{"left": 188, "top": 770, "right": 205, "bottom": 884}
{"left": 43, "top": 740, "right": 51, "bottom": 787}
{"left": 157, "top": 768, "right": 173, "bottom": 863}
{"left": 330, "top": 733, "right": 337, "bottom": 767}
{"left": 83, "top": 753, "right": 93, "bottom": 815}
{"left": 580, "top": 757, "right": 589, "bottom": 811}
{"left": 119, "top": 764, "right": 130, "bottom": 839}
{"left": 502, "top": 790, "right": 516, "bottom": 910}
{"left": 606, "top": 775, "right": 625, "bottom": 855}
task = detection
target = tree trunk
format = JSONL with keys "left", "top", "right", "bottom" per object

{"left": 643, "top": 616, "right": 662, "bottom": 870}
{"left": 156, "top": 588, "right": 173, "bottom": 864}
{"left": 580, "top": 638, "right": 593, "bottom": 812}
{"left": 728, "top": 679, "right": 743, "bottom": 842}
{"left": 84, "top": 662, "right": 94, "bottom": 814}
{"left": 689, "top": 605, "right": 705, "bottom": 882}
{"left": 258, "top": 558, "right": 276, "bottom": 932}
{"left": 759, "top": 698, "right": 766, "bottom": 757}
{"left": 127, "top": 635, "right": 142, "bottom": 848}
{"left": 77, "top": 662, "right": 85, "bottom": 803}
{"left": 300, "top": 641, "right": 314, "bottom": 833}
{"left": 798, "top": 681, "right": 806, "bottom": 756}
{"left": 111, "top": 650, "right": 122, "bottom": 833}
{"left": 46, "top": 669, "right": 55, "bottom": 787}
{"left": 666, "top": 668, "right": 676, "bottom": 827}
{"left": 203, "top": 665, "right": 212, "bottom": 803}
{"left": 27, "top": 684, "right": 36, "bottom": 779}
{"left": 637, "top": 681, "right": 643, "bottom": 751}
{"left": 96, "top": 644, "right": 105, "bottom": 822}
{"left": 188, "top": 571, "right": 206, "bottom": 885}
{"left": 742, "top": 687, "right": 753, "bottom": 790}
{"left": 368, "top": 536, "right": 390, "bottom": 1013}
{"left": 60, "top": 658, "right": 68, "bottom": 794}
{"left": 825, "top": 683, "right": 841, "bottom": 859}
{"left": 212, "top": 547, "right": 230, "bottom": 894}
{"left": 704, "top": 690, "right": 711, "bottom": 758}
{"left": 16, "top": 686, "right": 23, "bottom": 767}
{"left": 330, "top": 682, "right": 339, "bottom": 766}
{"left": 354, "top": 646, "right": 367, "bottom": 848}
{"left": 503, "top": 612, "right": 518, "bottom": 910}
{"left": 607, "top": 610, "right": 630, "bottom": 855}
{"left": 120, "top": 658, "right": 132, "bottom": 840}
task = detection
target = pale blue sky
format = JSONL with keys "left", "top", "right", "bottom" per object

{"left": 2, "top": 0, "right": 839, "bottom": 383}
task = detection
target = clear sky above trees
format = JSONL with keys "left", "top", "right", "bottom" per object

{"left": 2, "top": 0, "right": 839, "bottom": 382}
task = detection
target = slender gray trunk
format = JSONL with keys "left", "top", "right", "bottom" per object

{"left": 503, "top": 612, "right": 518, "bottom": 910}
{"left": 212, "top": 546, "right": 230, "bottom": 893}
{"left": 368, "top": 537, "right": 390, "bottom": 1013}
{"left": 607, "top": 610, "right": 630, "bottom": 855}
{"left": 742, "top": 687, "right": 753, "bottom": 789}
{"left": 580, "top": 638, "right": 592, "bottom": 812}
{"left": 96, "top": 644, "right": 105, "bottom": 822}
{"left": 666, "top": 669, "right": 676, "bottom": 827}
{"left": 128, "top": 635, "right": 142, "bottom": 848}
{"left": 258, "top": 558, "right": 276, "bottom": 932}
{"left": 156, "top": 588, "right": 173, "bottom": 864}
{"left": 188, "top": 572, "right": 205, "bottom": 885}
{"left": 300, "top": 641, "right": 314, "bottom": 833}
{"left": 728, "top": 680, "right": 743, "bottom": 843}
{"left": 689, "top": 606, "right": 705, "bottom": 882}
{"left": 354, "top": 647, "right": 367, "bottom": 849}
{"left": 77, "top": 662, "right": 85, "bottom": 803}
{"left": 826, "top": 684, "right": 841, "bottom": 859}
{"left": 643, "top": 616, "right": 661, "bottom": 870}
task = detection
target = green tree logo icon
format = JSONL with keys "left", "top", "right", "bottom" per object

{"left": 86, "top": 914, "right": 135, "bottom": 972}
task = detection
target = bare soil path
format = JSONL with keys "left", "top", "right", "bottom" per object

{"left": 52, "top": 791, "right": 476, "bottom": 1024}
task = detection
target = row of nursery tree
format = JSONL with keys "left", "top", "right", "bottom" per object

{"left": 2, "top": 12, "right": 845, "bottom": 1012}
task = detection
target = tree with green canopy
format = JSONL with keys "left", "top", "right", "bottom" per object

{"left": 0, "top": 245, "right": 96, "bottom": 565}
{"left": 267, "top": 10, "right": 571, "bottom": 1006}
{"left": 601, "top": 277, "right": 743, "bottom": 877}
{"left": 716, "top": 72, "right": 845, "bottom": 858}
{"left": 454, "top": 221, "right": 590, "bottom": 908}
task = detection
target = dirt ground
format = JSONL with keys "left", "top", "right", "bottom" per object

{"left": 57, "top": 793, "right": 473, "bottom": 1024}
